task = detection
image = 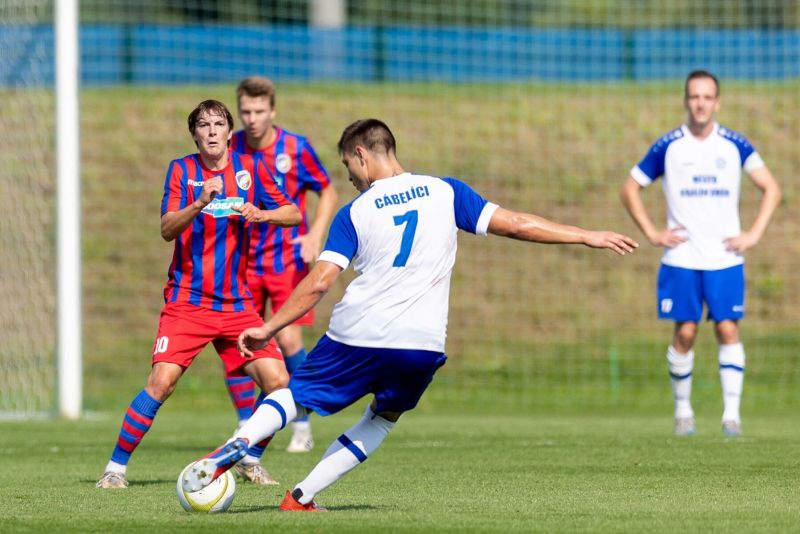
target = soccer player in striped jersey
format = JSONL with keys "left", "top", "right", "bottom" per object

{"left": 96, "top": 100, "right": 301, "bottom": 489}
{"left": 182, "top": 119, "right": 637, "bottom": 510}
{"left": 222, "top": 76, "right": 338, "bottom": 454}
{"left": 620, "top": 70, "right": 781, "bottom": 437}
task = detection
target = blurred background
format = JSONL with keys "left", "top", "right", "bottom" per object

{"left": 2, "top": 0, "right": 798, "bottom": 418}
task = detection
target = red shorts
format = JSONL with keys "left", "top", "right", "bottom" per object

{"left": 247, "top": 266, "right": 314, "bottom": 325}
{"left": 151, "top": 301, "right": 282, "bottom": 374}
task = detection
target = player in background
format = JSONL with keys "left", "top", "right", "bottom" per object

{"left": 96, "top": 100, "right": 301, "bottom": 489}
{"left": 181, "top": 118, "right": 638, "bottom": 510}
{"left": 222, "top": 76, "right": 338, "bottom": 455}
{"left": 620, "top": 70, "right": 781, "bottom": 437}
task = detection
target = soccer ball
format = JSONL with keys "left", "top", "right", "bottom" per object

{"left": 176, "top": 462, "right": 235, "bottom": 513}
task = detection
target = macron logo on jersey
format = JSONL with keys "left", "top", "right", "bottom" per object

{"left": 374, "top": 185, "right": 431, "bottom": 209}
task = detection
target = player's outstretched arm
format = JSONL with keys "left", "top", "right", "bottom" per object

{"left": 724, "top": 166, "right": 781, "bottom": 253}
{"left": 238, "top": 260, "right": 343, "bottom": 357}
{"left": 487, "top": 206, "right": 638, "bottom": 256}
{"left": 234, "top": 202, "right": 302, "bottom": 227}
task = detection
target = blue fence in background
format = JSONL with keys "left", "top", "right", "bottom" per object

{"left": 2, "top": 24, "right": 798, "bottom": 86}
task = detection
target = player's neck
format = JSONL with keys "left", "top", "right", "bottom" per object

{"left": 199, "top": 149, "right": 229, "bottom": 171}
{"left": 247, "top": 126, "right": 277, "bottom": 151}
{"left": 687, "top": 120, "right": 715, "bottom": 140}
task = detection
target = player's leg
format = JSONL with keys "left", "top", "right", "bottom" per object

{"left": 185, "top": 334, "right": 372, "bottom": 493}
{"left": 213, "top": 310, "right": 288, "bottom": 484}
{"left": 281, "top": 345, "right": 447, "bottom": 511}
{"left": 184, "top": 387, "right": 306, "bottom": 492}
{"left": 705, "top": 265, "right": 746, "bottom": 436}
{"left": 658, "top": 265, "right": 702, "bottom": 435}
{"left": 280, "top": 403, "right": 397, "bottom": 512}
{"left": 97, "top": 303, "right": 208, "bottom": 488}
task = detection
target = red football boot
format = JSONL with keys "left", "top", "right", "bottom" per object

{"left": 279, "top": 490, "right": 327, "bottom": 512}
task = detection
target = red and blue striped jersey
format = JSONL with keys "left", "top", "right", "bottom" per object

{"left": 160, "top": 151, "right": 291, "bottom": 311}
{"left": 230, "top": 127, "right": 331, "bottom": 275}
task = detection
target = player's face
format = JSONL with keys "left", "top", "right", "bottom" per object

{"left": 192, "top": 111, "right": 232, "bottom": 159}
{"left": 684, "top": 77, "right": 719, "bottom": 128}
{"left": 238, "top": 95, "right": 275, "bottom": 139}
{"left": 341, "top": 152, "right": 370, "bottom": 192}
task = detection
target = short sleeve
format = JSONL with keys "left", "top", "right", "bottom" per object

{"left": 161, "top": 159, "right": 188, "bottom": 216}
{"left": 441, "top": 177, "right": 492, "bottom": 234}
{"left": 254, "top": 156, "right": 292, "bottom": 209}
{"left": 298, "top": 140, "right": 331, "bottom": 193}
{"left": 318, "top": 203, "right": 358, "bottom": 269}
{"left": 631, "top": 140, "right": 667, "bottom": 186}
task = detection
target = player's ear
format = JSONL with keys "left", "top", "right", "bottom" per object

{"left": 355, "top": 146, "right": 367, "bottom": 165}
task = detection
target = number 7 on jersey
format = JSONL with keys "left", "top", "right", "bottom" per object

{"left": 392, "top": 210, "right": 418, "bottom": 267}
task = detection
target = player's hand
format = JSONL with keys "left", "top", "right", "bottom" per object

{"left": 197, "top": 177, "right": 223, "bottom": 206}
{"left": 238, "top": 326, "right": 270, "bottom": 358}
{"left": 649, "top": 226, "right": 687, "bottom": 248}
{"left": 724, "top": 231, "right": 759, "bottom": 253}
{"left": 290, "top": 232, "right": 322, "bottom": 263}
{"left": 233, "top": 202, "right": 262, "bottom": 222}
{"left": 584, "top": 231, "right": 639, "bottom": 255}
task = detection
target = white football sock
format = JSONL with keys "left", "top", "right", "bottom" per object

{"left": 234, "top": 388, "right": 302, "bottom": 445}
{"left": 294, "top": 404, "right": 395, "bottom": 505}
{"left": 667, "top": 345, "right": 694, "bottom": 419}
{"left": 104, "top": 460, "right": 127, "bottom": 475}
{"left": 719, "top": 343, "right": 745, "bottom": 423}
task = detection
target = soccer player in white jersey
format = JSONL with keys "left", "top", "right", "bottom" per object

{"left": 184, "top": 118, "right": 638, "bottom": 511}
{"left": 620, "top": 70, "right": 781, "bottom": 437}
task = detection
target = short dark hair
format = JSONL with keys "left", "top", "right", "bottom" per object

{"left": 337, "top": 119, "right": 397, "bottom": 156}
{"left": 236, "top": 76, "right": 276, "bottom": 108}
{"left": 187, "top": 100, "right": 234, "bottom": 135}
{"left": 685, "top": 70, "right": 720, "bottom": 97}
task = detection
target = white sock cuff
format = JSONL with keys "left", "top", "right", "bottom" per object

{"left": 667, "top": 346, "right": 694, "bottom": 374}
{"left": 719, "top": 343, "right": 745, "bottom": 368}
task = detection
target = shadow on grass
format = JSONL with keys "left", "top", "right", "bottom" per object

{"left": 229, "top": 504, "right": 382, "bottom": 514}
{"left": 81, "top": 478, "right": 173, "bottom": 486}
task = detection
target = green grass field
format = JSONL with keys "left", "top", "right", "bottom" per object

{"left": 3, "top": 81, "right": 799, "bottom": 531}
{"left": 2, "top": 406, "right": 799, "bottom": 532}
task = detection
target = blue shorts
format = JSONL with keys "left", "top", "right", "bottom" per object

{"left": 289, "top": 335, "right": 448, "bottom": 416}
{"left": 657, "top": 263, "right": 745, "bottom": 322}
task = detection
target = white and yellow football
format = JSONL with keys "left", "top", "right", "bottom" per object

{"left": 176, "top": 462, "right": 235, "bottom": 513}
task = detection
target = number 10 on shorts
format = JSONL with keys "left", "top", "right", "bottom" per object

{"left": 153, "top": 336, "right": 170, "bottom": 355}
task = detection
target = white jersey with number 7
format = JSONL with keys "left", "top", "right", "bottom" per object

{"left": 317, "top": 173, "right": 499, "bottom": 352}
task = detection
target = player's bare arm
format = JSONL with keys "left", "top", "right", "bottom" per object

{"left": 724, "top": 166, "right": 781, "bottom": 253}
{"left": 238, "top": 260, "right": 343, "bottom": 356}
{"left": 233, "top": 202, "right": 302, "bottom": 226}
{"left": 160, "top": 176, "right": 223, "bottom": 241}
{"left": 291, "top": 185, "right": 340, "bottom": 263}
{"left": 620, "top": 176, "right": 687, "bottom": 248}
{"left": 487, "top": 206, "right": 638, "bottom": 255}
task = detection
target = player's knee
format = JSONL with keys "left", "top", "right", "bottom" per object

{"left": 259, "top": 368, "right": 290, "bottom": 393}
{"left": 145, "top": 365, "right": 181, "bottom": 401}
{"left": 673, "top": 322, "right": 698, "bottom": 350}
{"left": 715, "top": 320, "right": 739, "bottom": 344}
{"left": 145, "top": 378, "right": 177, "bottom": 402}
